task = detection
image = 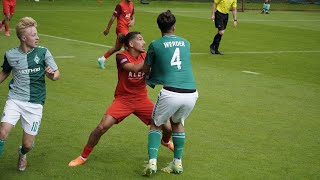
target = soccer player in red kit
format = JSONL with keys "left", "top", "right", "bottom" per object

{"left": 97, "top": 0, "right": 135, "bottom": 69}
{"left": 0, "top": 0, "right": 16, "bottom": 37}
{"left": 69, "top": 32, "right": 174, "bottom": 167}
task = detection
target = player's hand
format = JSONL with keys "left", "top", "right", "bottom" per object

{"left": 45, "top": 67, "right": 60, "bottom": 81}
{"left": 45, "top": 66, "right": 55, "bottom": 79}
{"left": 233, "top": 21, "right": 237, "bottom": 29}
{"left": 103, "top": 29, "right": 109, "bottom": 36}
{"left": 45, "top": 66, "right": 55, "bottom": 74}
{"left": 128, "top": 21, "right": 134, "bottom": 27}
{"left": 211, "top": 15, "right": 215, "bottom": 22}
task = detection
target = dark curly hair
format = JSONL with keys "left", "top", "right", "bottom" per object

{"left": 157, "top": 10, "right": 176, "bottom": 33}
{"left": 118, "top": 31, "right": 141, "bottom": 48}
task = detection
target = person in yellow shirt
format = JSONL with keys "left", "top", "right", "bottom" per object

{"left": 210, "top": 0, "right": 237, "bottom": 55}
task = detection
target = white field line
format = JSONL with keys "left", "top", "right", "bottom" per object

{"left": 8, "top": 29, "right": 320, "bottom": 55}
{"left": 55, "top": 56, "right": 75, "bottom": 58}
{"left": 38, "top": 33, "right": 113, "bottom": 48}
{"left": 242, "top": 71, "right": 260, "bottom": 75}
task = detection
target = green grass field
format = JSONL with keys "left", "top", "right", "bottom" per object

{"left": 0, "top": 0, "right": 319, "bottom": 179}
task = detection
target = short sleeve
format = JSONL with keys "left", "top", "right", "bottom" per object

{"left": 44, "top": 49, "right": 58, "bottom": 71}
{"left": 232, "top": 0, "right": 237, "bottom": 8}
{"left": 145, "top": 43, "right": 155, "bottom": 66}
{"left": 116, "top": 53, "right": 129, "bottom": 67}
{"left": 114, "top": 4, "right": 121, "bottom": 17}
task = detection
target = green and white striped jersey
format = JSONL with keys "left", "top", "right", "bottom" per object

{"left": 1, "top": 46, "right": 58, "bottom": 105}
{"left": 145, "top": 35, "right": 196, "bottom": 90}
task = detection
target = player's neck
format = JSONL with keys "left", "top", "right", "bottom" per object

{"left": 162, "top": 32, "right": 174, "bottom": 37}
{"left": 19, "top": 44, "right": 34, "bottom": 53}
{"left": 129, "top": 50, "right": 140, "bottom": 58}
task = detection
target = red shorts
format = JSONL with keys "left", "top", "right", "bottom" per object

{"left": 2, "top": 0, "right": 16, "bottom": 16}
{"left": 106, "top": 97, "right": 154, "bottom": 125}
{"left": 115, "top": 27, "right": 129, "bottom": 46}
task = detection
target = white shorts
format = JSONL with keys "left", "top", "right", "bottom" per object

{"left": 152, "top": 88, "right": 198, "bottom": 126}
{"left": 1, "top": 99, "right": 43, "bottom": 136}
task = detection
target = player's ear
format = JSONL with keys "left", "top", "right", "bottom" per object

{"left": 129, "top": 40, "right": 134, "bottom": 48}
{"left": 21, "top": 35, "right": 26, "bottom": 41}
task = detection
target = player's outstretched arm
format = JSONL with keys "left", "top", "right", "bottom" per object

{"left": 122, "top": 62, "right": 144, "bottom": 73}
{"left": 104, "top": 15, "right": 116, "bottom": 36}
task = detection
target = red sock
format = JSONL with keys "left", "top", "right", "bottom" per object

{"left": 161, "top": 134, "right": 171, "bottom": 144}
{"left": 103, "top": 52, "right": 111, "bottom": 59}
{"left": 5, "top": 23, "right": 9, "bottom": 32}
{"left": 81, "top": 145, "right": 94, "bottom": 158}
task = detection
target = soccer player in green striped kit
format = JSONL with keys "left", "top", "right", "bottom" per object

{"left": 142, "top": 10, "right": 198, "bottom": 176}
{"left": 0, "top": 17, "right": 60, "bottom": 171}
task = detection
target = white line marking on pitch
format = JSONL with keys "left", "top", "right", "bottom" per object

{"left": 55, "top": 56, "right": 75, "bottom": 58}
{"left": 8, "top": 29, "right": 319, "bottom": 55}
{"left": 38, "top": 33, "right": 113, "bottom": 48}
{"left": 242, "top": 71, "right": 260, "bottom": 75}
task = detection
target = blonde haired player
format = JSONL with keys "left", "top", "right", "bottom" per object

{"left": 0, "top": 17, "right": 60, "bottom": 171}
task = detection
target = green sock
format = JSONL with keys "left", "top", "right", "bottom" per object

{"left": 0, "top": 139, "right": 5, "bottom": 157}
{"left": 20, "top": 146, "right": 28, "bottom": 155}
{"left": 173, "top": 132, "right": 185, "bottom": 159}
{"left": 148, "top": 130, "right": 161, "bottom": 160}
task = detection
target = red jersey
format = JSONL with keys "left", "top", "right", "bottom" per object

{"left": 113, "top": 0, "right": 134, "bottom": 35}
{"left": 114, "top": 51, "right": 147, "bottom": 99}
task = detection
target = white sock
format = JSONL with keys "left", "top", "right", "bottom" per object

{"left": 173, "top": 158, "right": 182, "bottom": 163}
{"left": 149, "top": 158, "right": 157, "bottom": 164}
{"left": 80, "top": 156, "right": 87, "bottom": 161}
{"left": 100, "top": 56, "right": 106, "bottom": 62}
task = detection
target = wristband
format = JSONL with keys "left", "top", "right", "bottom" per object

{"left": 234, "top": 20, "right": 237, "bottom": 21}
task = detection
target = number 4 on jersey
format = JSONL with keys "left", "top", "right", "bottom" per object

{"left": 171, "top": 48, "right": 182, "bottom": 70}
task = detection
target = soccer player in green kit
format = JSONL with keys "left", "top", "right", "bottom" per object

{"left": 0, "top": 17, "right": 60, "bottom": 171}
{"left": 142, "top": 10, "right": 198, "bottom": 176}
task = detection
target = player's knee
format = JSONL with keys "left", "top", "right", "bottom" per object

{"left": 0, "top": 127, "right": 10, "bottom": 140}
{"left": 5, "top": 16, "right": 11, "bottom": 21}
{"left": 0, "top": 130, "right": 7, "bottom": 140}
{"left": 95, "top": 124, "right": 108, "bottom": 134}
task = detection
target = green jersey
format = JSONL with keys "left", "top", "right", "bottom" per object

{"left": 1, "top": 46, "right": 58, "bottom": 105}
{"left": 145, "top": 35, "right": 196, "bottom": 90}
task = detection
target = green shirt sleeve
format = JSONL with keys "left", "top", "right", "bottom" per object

{"left": 145, "top": 42, "right": 155, "bottom": 66}
{"left": 2, "top": 54, "right": 12, "bottom": 73}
